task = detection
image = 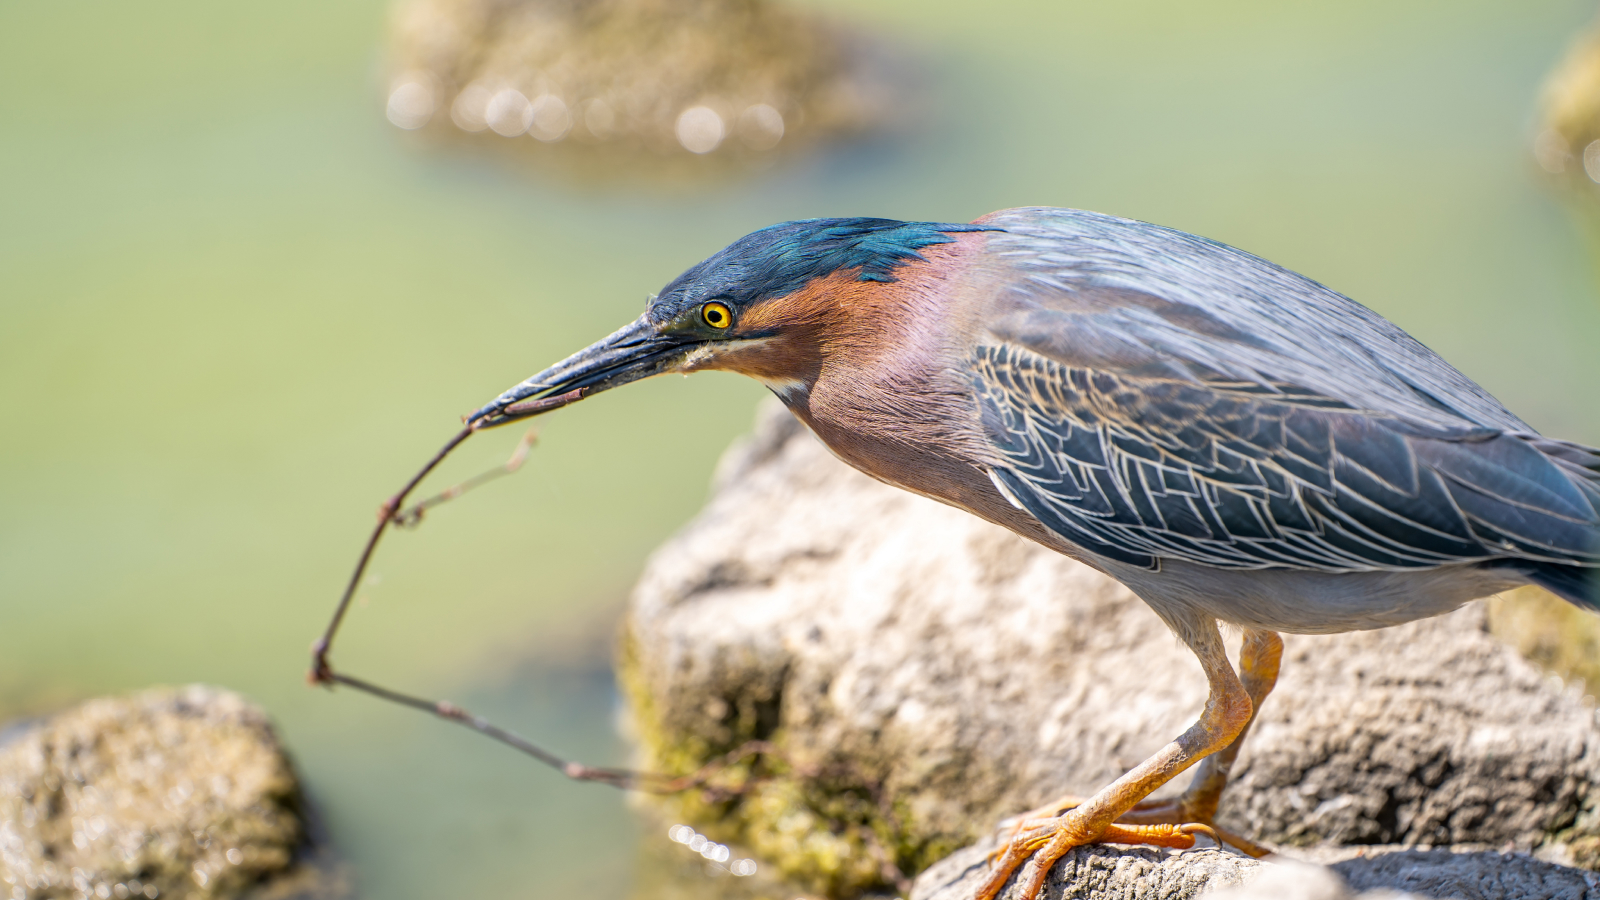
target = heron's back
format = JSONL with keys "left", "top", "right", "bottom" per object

{"left": 964, "top": 207, "right": 1600, "bottom": 612}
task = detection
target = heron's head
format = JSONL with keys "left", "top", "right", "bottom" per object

{"left": 467, "top": 217, "right": 992, "bottom": 428}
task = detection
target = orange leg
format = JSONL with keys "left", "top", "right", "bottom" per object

{"left": 1119, "top": 628, "right": 1282, "bottom": 856}
{"left": 976, "top": 618, "right": 1256, "bottom": 900}
{"left": 990, "top": 629, "right": 1283, "bottom": 865}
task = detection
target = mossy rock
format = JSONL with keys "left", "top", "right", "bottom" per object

{"left": 0, "top": 686, "right": 323, "bottom": 900}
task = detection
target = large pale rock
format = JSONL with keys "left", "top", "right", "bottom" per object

{"left": 0, "top": 686, "right": 312, "bottom": 900}
{"left": 620, "top": 401, "right": 1600, "bottom": 898}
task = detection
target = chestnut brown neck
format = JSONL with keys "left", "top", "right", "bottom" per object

{"left": 686, "top": 230, "right": 1082, "bottom": 560}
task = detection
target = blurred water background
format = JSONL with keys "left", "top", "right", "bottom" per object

{"left": 3, "top": 1, "right": 1600, "bottom": 897}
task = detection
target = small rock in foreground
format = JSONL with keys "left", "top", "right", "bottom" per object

{"left": 0, "top": 686, "right": 310, "bottom": 900}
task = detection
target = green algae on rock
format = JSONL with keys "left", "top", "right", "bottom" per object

{"left": 383, "top": 0, "right": 887, "bottom": 183}
{"left": 0, "top": 686, "right": 310, "bottom": 900}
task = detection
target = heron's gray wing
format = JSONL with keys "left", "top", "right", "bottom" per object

{"left": 980, "top": 207, "right": 1532, "bottom": 433}
{"left": 971, "top": 332, "right": 1600, "bottom": 574}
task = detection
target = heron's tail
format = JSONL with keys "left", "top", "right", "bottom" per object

{"left": 1494, "top": 437, "right": 1600, "bottom": 610}
{"left": 1497, "top": 561, "right": 1600, "bottom": 610}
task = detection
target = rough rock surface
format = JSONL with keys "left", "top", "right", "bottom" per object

{"left": 913, "top": 840, "right": 1600, "bottom": 900}
{"left": 1327, "top": 848, "right": 1600, "bottom": 900}
{"left": 911, "top": 844, "right": 1261, "bottom": 900}
{"left": 0, "top": 686, "right": 308, "bottom": 900}
{"left": 620, "top": 401, "right": 1600, "bottom": 898}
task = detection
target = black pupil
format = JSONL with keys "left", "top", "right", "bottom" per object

{"left": 708, "top": 306, "right": 725, "bottom": 324}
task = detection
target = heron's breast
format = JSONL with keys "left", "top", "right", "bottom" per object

{"left": 780, "top": 248, "right": 1066, "bottom": 549}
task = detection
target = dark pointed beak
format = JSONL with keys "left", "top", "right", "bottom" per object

{"left": 467, "top": 316, "right": 695, "bottom": 429}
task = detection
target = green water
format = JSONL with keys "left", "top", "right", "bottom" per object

{"left": 3, "top": 1, "right": 1599, "bottom": 897}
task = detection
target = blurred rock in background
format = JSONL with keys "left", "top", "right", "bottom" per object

{"left": 384, "top": 0, "right": 896, "bottom": 183}
{"left": 1537, "top": 11, "right": 1600, "bottom": 183}
{"left": 0, "top": 686, "right": 343, "bottom": 900}
{"left": 621, "top": 401, "right": 1600, "bottom": 899}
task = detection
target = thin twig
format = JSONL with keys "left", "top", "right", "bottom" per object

{"left": 324, "top": 667, "right": 789, "bottom": 794}
{"left": 324, "top": 671, "right": 637, "bottom": 787}
{"left": 309, "top": 388, "right": 586, "bottom": 685}
{"left": 311, "top": 385, "right": 792, "bottom": 798}
{"left": 393, "top": 428, "right": 538, "bottom": 528}
{"left": 308, "top": 424, "right": 474, "bottom": 686}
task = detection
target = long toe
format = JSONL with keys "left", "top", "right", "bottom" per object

{"left": 1115, "top": 798, "right": 1272, "bottom": 858}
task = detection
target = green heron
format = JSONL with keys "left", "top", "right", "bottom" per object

{"left": 468, "top": 208, "right": 1600, "bottom": 900}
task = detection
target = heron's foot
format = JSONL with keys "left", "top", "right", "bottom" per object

{"left": 988, "top": 794, "right": 1268, "bottom": 865}
{"left": 975, "top": 807, "right": 1218, "bottom": 900}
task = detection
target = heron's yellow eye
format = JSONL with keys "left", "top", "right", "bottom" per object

{"left": 701, "top": 301, "right": 733, "bottom": 329}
